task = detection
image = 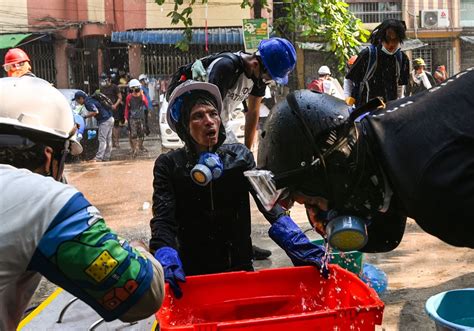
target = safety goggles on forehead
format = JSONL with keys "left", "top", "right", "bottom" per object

{"left": 3, "top": 62, "right": 27, "bottom": 73}
{"left": 244, "top": 158, "right": 321, "bottom": 211}
{"left": 0, "top": 134, "right": 36, "bottom": 149}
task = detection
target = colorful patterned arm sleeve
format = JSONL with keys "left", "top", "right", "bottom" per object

{"left": 28, "top": 192, "right": 155, "bottom": 321}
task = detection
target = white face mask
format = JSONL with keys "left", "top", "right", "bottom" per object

{"left": 381, "top": 46, "right": 400, "bottom": 56}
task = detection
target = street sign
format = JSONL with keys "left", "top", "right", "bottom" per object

{"left": 242, "top": 18, "right": 269, "bottom": 53}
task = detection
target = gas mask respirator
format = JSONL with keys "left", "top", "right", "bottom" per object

{"left": 190, "top": 152, "right": 223, "bottom": 186}
{"left": 315, "top": 209, "right": 368, "bottom": 252}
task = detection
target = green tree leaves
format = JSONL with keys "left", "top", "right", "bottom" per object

{"left": 154, "top": 0, "right": 369, "bottom": 72}
{"left": 274, "top": 0, "right": 369, "bottom": 70}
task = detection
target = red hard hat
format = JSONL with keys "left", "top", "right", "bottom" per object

{"left": 4, "top": 48, "right": 30, "bottom": 66}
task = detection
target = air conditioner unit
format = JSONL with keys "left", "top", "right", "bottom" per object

{"left": 421, "top": 9, "right": 449, "bottom": 28}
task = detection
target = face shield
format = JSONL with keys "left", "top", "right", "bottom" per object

{"left": 244, "top": 158, "right": 322, "bottom": 211}
{"left": 244, "top": 169, "right": 289, "bottom": 211}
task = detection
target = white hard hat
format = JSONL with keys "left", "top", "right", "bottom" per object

{"left": 138, "top": 74, "right": 147, "bottom": 81}
{"left": 0, "top": 77, "right": 82, "bottom": 155}
{"left": 128, "top": 79, "right": 141, "bottom": 88}
{"left": 167, "top": 80, "right": 222, "bottom": 133}
{"left": 318, "top": 65, "right": 331, "bottom": 75}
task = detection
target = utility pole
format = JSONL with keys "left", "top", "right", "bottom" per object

{"left": 407, "top": 10, "right": 418, "bottom": 39}
{"left": 254, "top": 0, "right": 262, "bottom": 19}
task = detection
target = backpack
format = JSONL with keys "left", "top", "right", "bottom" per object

{"left": 92, "top": 91, "right": 113, "bottom": 110}
{"left": 165, "top": 52, "right": 243, "bottom": 101}
{"left": 357, "top": 45, "right": 403, "bottom": 104}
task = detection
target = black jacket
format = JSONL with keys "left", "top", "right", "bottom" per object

{"left": 150, "top": 143, "right": 284, "bottom": 275}
{"left": 362, "top": 69, "right": 474, "bottom": 248}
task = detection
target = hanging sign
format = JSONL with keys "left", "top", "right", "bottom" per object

{"left": 242, "top": 18, "right": 269, "bottom": 53}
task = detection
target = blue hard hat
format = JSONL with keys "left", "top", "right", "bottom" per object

{"left": 73, "top": 90, "right": 87, "bottom": 100}
{"left": 258, "top": 37, "right": 297, "bottom": 85}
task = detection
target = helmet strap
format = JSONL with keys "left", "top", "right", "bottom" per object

{"left": 48, "top": 141, "right": 69, "bottom": 181}
{"left": 285, "top": 93, "right": 333, "bottom": 200}
{"left": 330, "top": 123, "right": 387, "bottom": 217}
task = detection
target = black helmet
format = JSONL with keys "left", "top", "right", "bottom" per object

{"left": 256, "top": 89, "right": 385, "bottom": 212}
{"left": 258, "top": 90, "right": 352, "bottom": 203}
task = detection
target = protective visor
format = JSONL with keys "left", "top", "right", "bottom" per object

{"left": 244, "top": 158, "right": 322, "bottom": 211}
{"left": 244, "top": 170, "right": 289, "bottom": 211}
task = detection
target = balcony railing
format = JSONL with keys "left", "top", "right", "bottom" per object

{"left": 461, "top": 3, "right": 474, "bottom": 27}
{"left": 349, "top": 2, "right": 402, "bottom": 24}
{"left": 351, "top": 11, "right": 402, "bottom": 23}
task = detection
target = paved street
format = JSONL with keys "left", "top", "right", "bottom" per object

{"left": 27, "top": 136, "right": 474, "bottom": 330}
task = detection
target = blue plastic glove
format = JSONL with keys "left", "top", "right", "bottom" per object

{"left": 361, "top": 263, "right": 388, "bottom": 294}
{"left": 154, "top": 247, "right": 186, "bottom": 298}
{"left": 269, "top": 215, "right": 329, "bottom": 278}
{"left": 191, "top": 59, "right": 208, "bottom": 82}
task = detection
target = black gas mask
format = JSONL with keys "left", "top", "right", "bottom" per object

{"left": 247, "top": 91, "right": 385, "bottom": 251}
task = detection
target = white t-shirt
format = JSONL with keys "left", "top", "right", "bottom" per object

{"left": 207, "top": 52, "right": 266, "bottom": 143}
{"left": 0, "top": 165, "right": 158, "bottom": 329}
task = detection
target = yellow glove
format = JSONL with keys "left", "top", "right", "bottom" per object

{"left": 345, "top": 97, "right": 356, "bottom": 106}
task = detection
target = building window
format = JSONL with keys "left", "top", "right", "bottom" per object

{"left": 348, "top": 2, "right": 402, "bottom": 23}
{"left": 461, "top": 0, "right": 474, "bottom": 27}
{"left": 412, "top": 49, "right": 433, "bottom": 72}
{"left": 412, "top": 39, "right": 454, "bottom": 75}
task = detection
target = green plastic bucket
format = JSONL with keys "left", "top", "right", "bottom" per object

{"left": 312, "top": 239, "right": 363, "bottom": 275}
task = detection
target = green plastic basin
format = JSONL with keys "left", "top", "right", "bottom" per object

{"left": 312, "top": 239, "right": 363, "bottom": 275}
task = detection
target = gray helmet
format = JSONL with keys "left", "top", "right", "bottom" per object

{"left": 167, "top": 80, "right": 226, "bottom": 154}
{"left": 258, "top": 90, "right": 351, "bottom": 201}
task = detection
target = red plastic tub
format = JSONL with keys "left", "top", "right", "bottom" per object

{"left": 156, "top": 265, "right": 384, "bottom": 330}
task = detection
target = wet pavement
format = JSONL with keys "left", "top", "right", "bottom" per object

{"left": 28, "top": 135, "right": 474, "bottom": 330}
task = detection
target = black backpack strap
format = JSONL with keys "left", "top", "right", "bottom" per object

{"left": 203, "top": 51, "right": 244, "bottom": 80}
{"left": 165, "top": 52, "right": 244, "bottom": 101}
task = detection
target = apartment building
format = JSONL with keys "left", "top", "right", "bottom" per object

{"left": 0, "top": 0, "right": 256, "bottom": 90}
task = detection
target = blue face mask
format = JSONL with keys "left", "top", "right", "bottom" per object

{"left": 190, "top": 152, "right": 223, "bottom": 186}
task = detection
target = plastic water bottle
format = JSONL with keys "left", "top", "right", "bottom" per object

{"left": 88, "top": 130, "right": 97, "bottom": 140}
{"left": 361, "top": 263, "right": 388, "bottom": 294}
